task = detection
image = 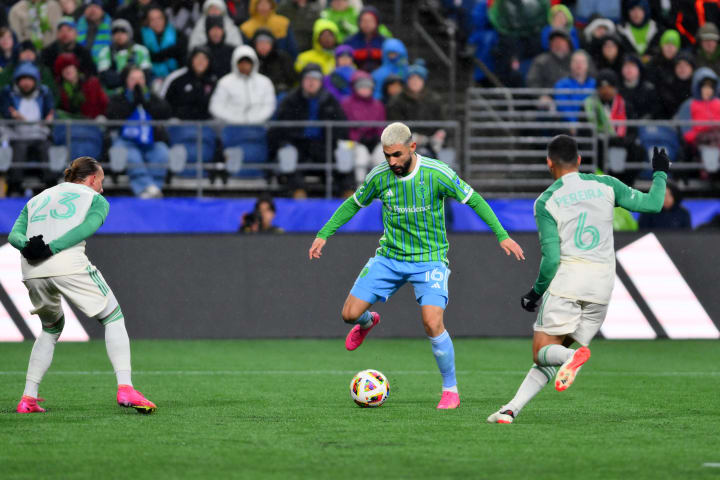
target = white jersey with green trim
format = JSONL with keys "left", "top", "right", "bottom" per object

{"left": 23, "top": 182, "right": 102, "bottom": 280}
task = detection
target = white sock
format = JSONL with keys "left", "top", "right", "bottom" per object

{"left": 105, "top": 319, "right": 132, "bottom": 386}
{"left": 443, "top": 385, "right": 458, "bottom": 393}
{"left": 23, "top": 330, "right": 61, "bottom": 398}
{"left": 537, "top": 344, "right": 575, "bottom": 366}
{"left": 502, "top": 365, "right": 552, "bottom": 416}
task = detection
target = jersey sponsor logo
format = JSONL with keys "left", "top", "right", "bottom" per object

{"left": 392, "top": 205, "right": 431, "bottom": 214}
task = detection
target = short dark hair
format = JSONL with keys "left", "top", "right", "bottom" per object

{"left": 547, "top": 135, "right": 579, "bottom": 165}
{"left": 64, "top": 156, "right": 101, "bottom": 182}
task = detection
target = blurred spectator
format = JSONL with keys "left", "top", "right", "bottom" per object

{"left": 141, "top": 5, "right": 187, "bottom": 86}
{"left": 584, "top": 69, "right": 628, "bottom": 141}
{"left": 340, "top": 70, "right": 385, "bottom": 182}
{"left": 323, "top": 44, "right": 355, "bottom": 101}
{"left": 575, "top": 0, "right": 621, "bottom": 23}
{"left": 114, "top": 0, "right": 154, "bottom": 41}
{"left": 592, "top": 33, "right": 624, "bottom": 75}
{"left": 381, "top": 73, "right": 403, "bottom": 105}
{"left": 554, "top": 50, "right": 596, "bottom": 122}
{"left": 647, "top": 29, "right": 680, "bottom": 87}
{"left": 387, "top": 60, "right": 446, "bottom": 157}
{"left": 320, "top": 0, "right": 357, "bottom": 43}
{"left": 240, "top": 0, "right": 297, "bottom": 58}
{"left": 617, "top": 0, "right": 660, "bottom": 61}
{"left": 204, "top": 13, "right": 235, "bottom": 78}
{"left": 270, "top": 63, "right": 349, "bottom": 197}
{"left": 189, "top": 0, "right": 243, "bottom": 50}
{"left": 9, "top": 0, "right": 62, "bottom": 50}
{"left": 97, "top": 19, "right": 152, "bottom": 92}
{"left": 225, "top": 0, "right": 251, "bottom": 25}
{"left": 619, "top": 54, "right": 658, "bottom": 119}
{"left": 371, "top": 38, "right": 408, "bottom": 99}
{"left": 240, "top": 195, "right": 284, "bottom": 233}
{"left": 209, "top": 45, "right": 276, "bottom": 124}
{"left": 41, "top": 17, "right": 97, "bottom": 77}
{"left": 295, "top": 18, "right": 339, "bottom": 74}
{"left": 76, "top": 0, "right": 113, "bottom": 64}
{"left": 468, "top": 1, "right": 498, "bottom": 85}
{"left": 540, "top": 5, "right": 580, "bottom": 51}
{"left": 161, "top": 46, "right": 217, "bottom": 120}
{"left": 58, "top": 0, "right": 78, "bottom": 17}
{"left": 582, "top": 16, "right": 616, "bottom": 50}
{"left": 695, "top": 23, "right": 720, "bottom": 77}
{"left": 0, "top": 27, "right": 18, "bottom": 69}
{"left": 107, "top": 66, "right": 171, "bottom": 198}
{"left": 638, "top": 184, "right": 692, "bottom": 230}
{"left": 674, "top": 1, "right": 720, "bottom": 46}
{"left": 277, "top": 0, "right": 322, "bottom": 53}
{"left": 0, "top": 62, "right": 55, "bottom": 195}
{"left": 166, "top": 0, "right": 202, "bottom": 37}
{"left": 53, "top": 52, "right": 107, "bottom": 118}
{"left": 252, "top": 28, "right": 296, "bottom": 96}
{"left": 679, "top": 67, "right": 720, "bottom": 149}
{"left": 526, "top": 29, "right": 572, "bottom": 88}
{"left": 0, "top": 41, "right": 58, "bottom": 99}
{"left": 657, "top": 52, "right": 694, "bottom": 119}
{"left": 344, "top": 6, "right": 388, "bottom": 72}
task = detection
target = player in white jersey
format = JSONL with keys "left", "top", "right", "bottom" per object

{"left": 8, "top": 157, "right": 156, "bottom": 414}
{"left": 487, "top": 135, "right": 669, "bottom": 424}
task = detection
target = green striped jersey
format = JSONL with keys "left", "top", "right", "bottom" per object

{"left": 353, "top": 154, "right": 474, "bottom": 264}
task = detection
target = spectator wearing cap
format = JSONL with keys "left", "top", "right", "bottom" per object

{"left": 0, "top": 61, "right": 55, "bottom": 195}
{"left": 340, "top": 70, "right": 386, "bottom": 184}
{"left": 657, "top": 52, "right": 694, "bottom": 119}
{"left": 323, "top": 44, "right": 355, "bottom": 101}
{"left": 41, "top": 16, "right": 97, "bottom": 77}
{"left": 593, "top": 33, "right": 624, "bottom": 77}
{"left": 252, "top": 27, "right": 296, "bottom": 96}
{"left": 140, "top": 5, "right": 187, "bottom": 85}
{"left": 204, "top": 13, "right": 235, "bottom": 78}
{"left": 319, "top": 0, "right": 358, "bottom": 43}
{"left": 540, "top": 5, "right": 580, "bottom": 52}
{"left": 617, "top": 0, "right": 660, "bottom": 61}
{"left": 638, "top": 183, "right": 692, "bottom": 230}
{"left": 526, "top": 29, "right": 573, "bottom": 88}
{"left": 295, "top": 18, "right": 339, "bottom": 74}
{"left": 53, "top": 52, "right": 107, "bottom": 118}
{"left": 582, "top": 16, "right": 616, "bottom": 51}
{"left": 276, "top": 0, "right": 322, "bottom": 53}
{"left": 76, "top": 0, "right": 113, "bottom": 64}
{"left": 209, "top": 44, "right": 276, "bottom": 124}
{"left": 619, "top": 54, "right": 659, "bottom": 119}
{"left": 8, "top": 0, "right": 62, "bottom": 50}
{"left": 381, "top": 73, "right": 403, "bottom": 105}
{"left": 554, "top": 50, "right": 596, "bottom": 123}
{"left": 343, "top": 6, "right": 391, "bottom": 72}
{"left": 115, "top": 0, "right": 154, "bottom": 42}
{"left": 270, "top": 62, "right": 349, "bottom": 197}
{"left": 387, "top": 60, "right": 447, "bottom": 157}
{"left": 647, "top": 29, "right": 681, "bottom": 88}
{"left": 0, "top": 40, "right": 58, "bottom": 99}
{"left": 695, "top": 23, "right": 720, "bottom": 77}
{"left": 370, "top": 38, "right": 408, "bottom": 99}
{"left": 189, "top": 0, "right": 243, "bottom": 51}
{"left": 107, "top": 65, "right": 172, "bottom": 198}
{"left": 241, "top": 0, "right": 297, "bottom": 57}
{"left": 679, "top": 67, "right": 720, "bottom": 148}
{"left": 161, "top": 46, "right": 217, "bottom": 120}
{"left": 97, "top": 19, "right": 152, "bottom": 92}
{"left": 0, "top": 27, "right": 18, "bottom": 70}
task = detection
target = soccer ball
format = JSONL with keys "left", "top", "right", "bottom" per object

{"left": 350, "top": 369, "right": 389, "bottom": 407}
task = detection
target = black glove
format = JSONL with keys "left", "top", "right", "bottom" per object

{"left": 520, "top": 288, "right": 542, "bottom": 312}
{"left": 21, "top": 235, "right": 53, "bottom": 261}
{"left": 651, "top": 146, "right": 670, "bottom": 173}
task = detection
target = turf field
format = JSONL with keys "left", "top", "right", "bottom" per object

{"left": 1, "top": 338, "right": 719, "bottom": 479}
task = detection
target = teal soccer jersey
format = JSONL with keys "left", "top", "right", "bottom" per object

{"left": 351, "top": 155, "right": 475, "bottom": 264}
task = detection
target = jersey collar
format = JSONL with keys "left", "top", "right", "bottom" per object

{"left": 398, "top": 153, "right": 421, "bottom": 182}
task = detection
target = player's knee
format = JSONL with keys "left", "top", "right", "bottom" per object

{"left": 341, "top": 306, "right": 358, "bottom": 324}
{"left": 41, "top": 315, "right": 65, "bottom": 335}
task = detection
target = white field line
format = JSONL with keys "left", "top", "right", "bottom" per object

{"left": 702, "top": 463, "right": 720, "bottom": 468}
{"left": 0, "top": 370, "right": 719, "bottom": 376}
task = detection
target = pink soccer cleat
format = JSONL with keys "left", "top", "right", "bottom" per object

{"left": 17, "top": 396, "right": 46, "bottom": 413}
{"left": 345, "top": 312, "right": 380, "bottom": 351}
{"left": 436, "top": 391, "right": 460, "bottom": 409}
{"left": 117, "top": 385, "right": 157, "bottom": 414}
{"left": 555, "top": 346, "right": 591, "bottom": 392}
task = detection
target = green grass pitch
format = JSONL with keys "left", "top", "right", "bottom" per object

{"left": 1, "top": 339, "right": 719, "bottom": 479}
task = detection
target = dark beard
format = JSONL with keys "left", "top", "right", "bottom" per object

{"left": 391, "top": 155, "right": 412, "bottom": 176}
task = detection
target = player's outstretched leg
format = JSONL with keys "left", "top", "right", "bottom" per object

{"left": 487, "top": 365, "right": 555, "bottom": 423}
{"left": 100, "top": 306, "right": 156, "bottom": 413}
{"left": 17, "top": 316, "right": 63, "bottom": 413}
{"left": 555, "top": 346, "right": 591, "bottom": 392}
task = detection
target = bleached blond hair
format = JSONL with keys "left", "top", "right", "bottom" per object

{"left": 381, "top": 122, "right": 413, "bottom": 147}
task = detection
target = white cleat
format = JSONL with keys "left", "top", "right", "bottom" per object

{"left": 487, "top": 409, "right": 515, "bottom": 424}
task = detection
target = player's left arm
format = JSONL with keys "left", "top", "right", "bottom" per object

{"left": 521, "top": 202, "right": 560, "bottom": 312}
{"left": 8, "top": 205, "right": 29, "bottom": 250}
{"left": 48, "top": 195, "right": 110, "bottom": 255}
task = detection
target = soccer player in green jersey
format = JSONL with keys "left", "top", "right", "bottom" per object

{"left": 487, "top": 135, "right": 669, "bottom": 424}
{"left": 308, "top": 122, "right": 525, "bottom": 409}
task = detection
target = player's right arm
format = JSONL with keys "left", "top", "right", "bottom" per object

{"left": 8, "top": 205, "right": 29, "bottom": 250}
{"left": 597, "top": 147, "right": 669, "bottom": 213}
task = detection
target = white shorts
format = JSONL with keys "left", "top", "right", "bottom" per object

{"left": 534, "top": 292, "right": 608, "bottom": 346}
{"left": 24, "top": 265, "right": 119, "bottom": 330}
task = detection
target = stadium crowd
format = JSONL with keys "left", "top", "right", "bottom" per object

{"left": 0, "top": 0, "right": 450, "bottom": 198}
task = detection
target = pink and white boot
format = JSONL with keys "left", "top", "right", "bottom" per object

{"left": 117, "top": 385, "right": 156, "bottom": 414}
{"left": 17, "top": 396, "right": 46, "bottom": 413}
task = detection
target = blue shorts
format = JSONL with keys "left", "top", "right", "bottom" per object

{"left": 350, "top": 255, "right": 450, "bottom": 309}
